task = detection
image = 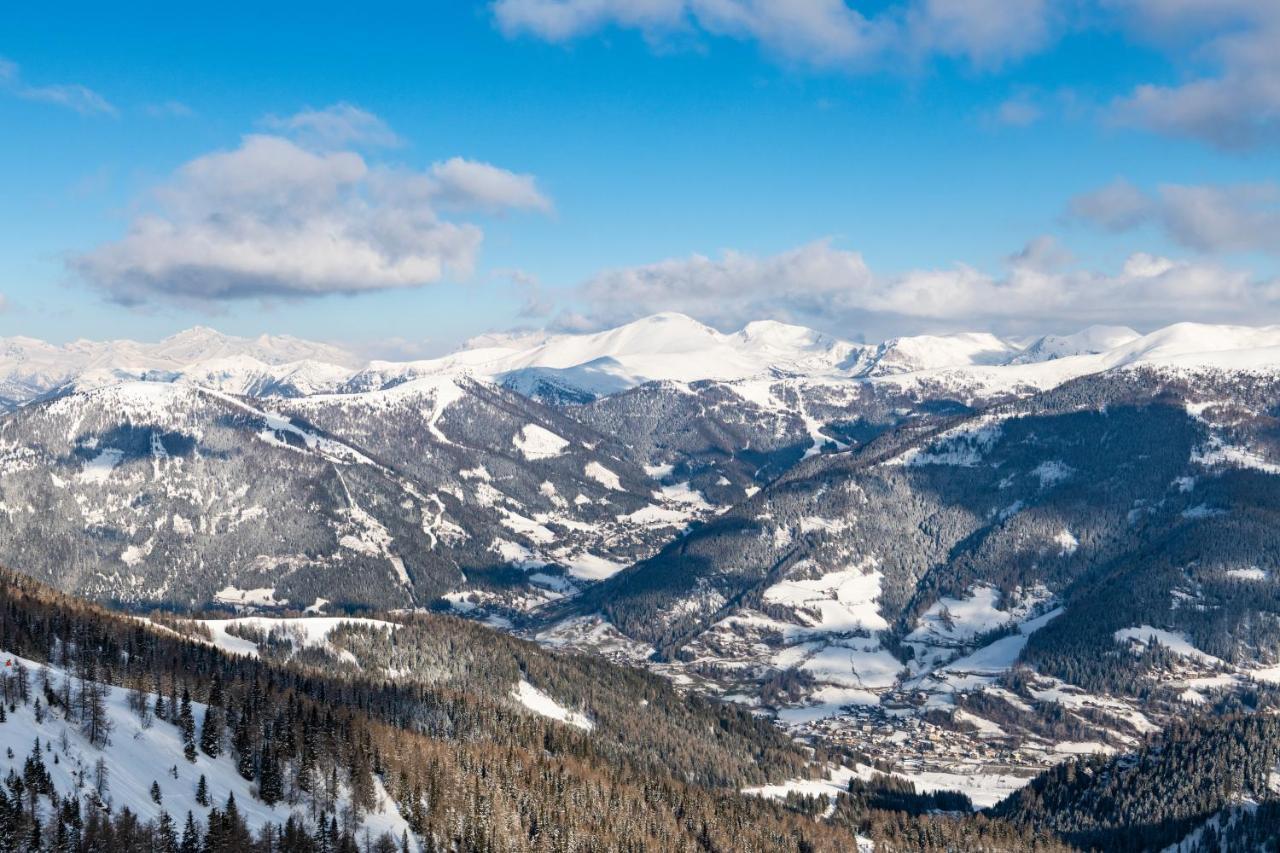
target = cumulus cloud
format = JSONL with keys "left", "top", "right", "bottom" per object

{"left": 494, "top": 1, "right": 1280, "bottom": 149}
{"left": 493, "top": 0, "right": 1057, "bottom": 69}
{"left": 262, "top": 102, "right": 402, "bottom": 149}
{"left": 558, "top": 238, "right": 1277, "bottom": 337}
{"left": 0, "top": 57, "right": 116, "bottom": 116}
{"left": 71, "top": 109, "right": 552, "bottom": 304}
{"left": 1071, "top": 179, "right": 1280, "bottom": 254}
{"left": 1107, "top": 0, "right": 1280, "bottom": 149}
{"left": 428, "top": 158, "right": 553, "bottom": 213}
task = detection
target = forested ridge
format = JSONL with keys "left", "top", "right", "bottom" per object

{"left": 993, "top": 713, "right": 1280, "bottom": 851}
{"left": 0, "top": 567, "right": 865, "bottom": 852}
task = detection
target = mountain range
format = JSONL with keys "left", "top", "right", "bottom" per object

{"left": 6, "top": 312, "right": 1280, "bottom": 846}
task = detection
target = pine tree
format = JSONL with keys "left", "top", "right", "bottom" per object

{"left": 157, "top": 810, "right": 178, "bottom": 853}
{"left": 151, "top": 779, "right": 163, "bottom": 804}
{"left": 179, "top": 688, "right": 196, "bottom": 763}
{"left": 179, "top": 811, "right": 201, "bottom": 853}
{"left": 259, "top": 747, "right": 283, "bottom": 806}
{"left": 195, "top": 774, "right": 209, "bottom": 807}
{"left": 199, "top": 674, "right": 223, "bottom": 758}
{"left": 234, "top": 701, "right": 255, "bottom": 781}
{"left": 79, "top": 677, "right": 112, "bottom": 747}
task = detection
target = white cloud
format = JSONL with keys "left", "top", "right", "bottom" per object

{"left": 429, "top": 157, "right": 553, "bottom": 213}
{"left": 71, "top": 110, "right": 552, "bottom": 304}
{"left": 263, "top": 102, "right": 402, "bottom": 149}
{"left": 0, "top": 57, "right": 116, "bottom": 116}
{"left": 494, "top": 2, "right": 1280, "bottom": 149}
{"left": 493, "top": 0, "right": 1058, "bottom": 69}
{"left": 560, "top": 238, "right": 1276, "bottom": 336}
{"left": 145, "top": 100, "right": 196, "bottom": 118}
{"left": 1071, "top": 179, "right": 1280, "bottom": 254}
{"left": 992, "top": 96, "right": 1043, "bottom": 127}
{"left": 1107, "top": 1, "right": 1280, "bottom": 149}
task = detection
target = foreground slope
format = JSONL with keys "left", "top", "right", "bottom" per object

{"left": 0, "top": 566, "right": 875, "bottom": 851}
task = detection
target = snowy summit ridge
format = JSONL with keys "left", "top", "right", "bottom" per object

{"left": 4, "top": 314, "right": 1280, "bottom": 408}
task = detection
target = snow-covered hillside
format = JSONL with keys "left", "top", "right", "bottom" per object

{"left": 0, "top": 649, "right": 414, "bottom": 846}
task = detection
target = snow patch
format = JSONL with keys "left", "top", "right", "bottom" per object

{"left": 513, "top": 424, "right": 570, "bottom": 460}
{"left": 510, "top": 680, "right": 594, "bottom": 731}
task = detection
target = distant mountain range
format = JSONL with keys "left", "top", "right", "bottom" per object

{"left": 6, "top": 312, "right": 1280, "bottom": 827}
{"left": 13, "top": 313, "right": 1280, "bottom": 411}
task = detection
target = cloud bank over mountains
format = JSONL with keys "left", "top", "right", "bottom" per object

{"left": 550, "top": 237, "right": 1276, "bottom": 339}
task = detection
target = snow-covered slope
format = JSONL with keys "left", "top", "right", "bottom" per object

{"left": 0, "top": 649, "right": 412, "bottom": 842}
{"left": 345, "top": 313, "right": 867, "bottom": 399}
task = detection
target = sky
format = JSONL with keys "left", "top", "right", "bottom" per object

{"left": 2, "top": 0, "right": 1279, "bottom": 356}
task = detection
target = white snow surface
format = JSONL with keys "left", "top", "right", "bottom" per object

{"left": 510, "top": 679, "right": 594, "bottom": 731}
{"left": 0, "top": 649, "right": 414, "bottom": 845}
{"left": 1114, "top": 625, "right": 1225, "bottom": 666}
{"left": 197, "top": 616, "right": 398, "bottom": 660}
{"left": 513, "top": 423, "right": 570, "bottom": 459}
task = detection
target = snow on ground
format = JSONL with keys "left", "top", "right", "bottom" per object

{"left": 889, "top": 417, "right": 1005, "bottom": 468}
{"left": 1054, "top": 741, "right": 1117, "bottom": 756}
{"left": 894, "top": 767, "right": 1031, "bottom": 810}
{"left": 213, "top": 585, "right": 283, "bottom": 607}
{"left": 742, "top": 764, "right": 863, "bottom": 803}
{"left": 584, "top": 460, "right": 623, "bottom": 490}
{"left": 1114, "top": 625, "right": 1226, "bottom": 666}
{"left": 77, "top": 448, "right": 123, "bottom": 484}
{"left": 762, "top": 563, "right": 889, "bottom": 633}
{"left": 908, "top": 585, "right": 1024, "bottom": 646}
{"left": 1226, "top": 567, "right": 1268, "bottom": 581}
{"left": 658, "top": 480, "right": 711, "bottom": 507}
{"left": 0, "top": 650, "right": 415, "bottom": 845}
{"left": 559, "top": 550, "right": 628, "bottom": 580}
{"left": 510, "top": 679, "right": 594, "bottom": 730}
{"left": 934, "top": 607, "right": 1064, "bottom": 678}
{"left": 513, "top": 423, "right": 570, "bottom": 459}
{"left": 1192, "top": 438, "right": 1280, "bottom": 476}
{"left": 745, "top": 759, "right": 1032, "bottom": 812}
{"left": 536, "top": 615, "right": 656, "bottom": 663}
{"left": 197, "top": 616, "right": 398, "bottom": 661}
{"left": 1054, "top": 528, "right": 1079, "bottom": 555}
{"left": 1029, "top": 678, "right": 1159, "bottom": 735}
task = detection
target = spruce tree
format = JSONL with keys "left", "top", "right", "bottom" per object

{"left": 180, "top": 811, "right": 201, "bottom": 853}
{"left": 234, "top": 701, "right": 255, "bottom": 781}
{"left": 179, "top": 688, "right": 196, "bottom": 763}
{"left": 157, "top": 810, "right": 178, "bottom": 853}
{"left": 199, "top": 674, "right": 223, "bottom": 758}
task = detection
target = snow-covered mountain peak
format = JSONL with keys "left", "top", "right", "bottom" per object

{"left": 11, "top": 317, "right": 1280, "bottom": 412}
{"left": 860, "top": 331, "right": 1020, "bottom": 377}
{"left": 1011, "top": 325, "right": 1141, "bottom": 364}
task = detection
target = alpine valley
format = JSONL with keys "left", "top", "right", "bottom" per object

{"left": 6, "top": 312, "right": 1280, "bottom": 850}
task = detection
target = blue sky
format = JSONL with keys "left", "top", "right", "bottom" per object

{"left": 2, "top": 0, "right": 1278, "bottom": 355}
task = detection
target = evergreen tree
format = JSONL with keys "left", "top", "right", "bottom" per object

{"left": 233, "top": 701, "right": 255, "bottom": 781}
{"left": 156, "top": 810, "right": 178, "bottom": 853}
{"left": 179, "top": 811, "right": 201, "bottom": 853}
{"left": 199, "top": 673, "right": 223, "bottom": 758}
{"left": 178, "top": 688, "right": 196, "bottom": 763}
{"left": 195, "top": 774, "right": 209, "bottom": 807}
